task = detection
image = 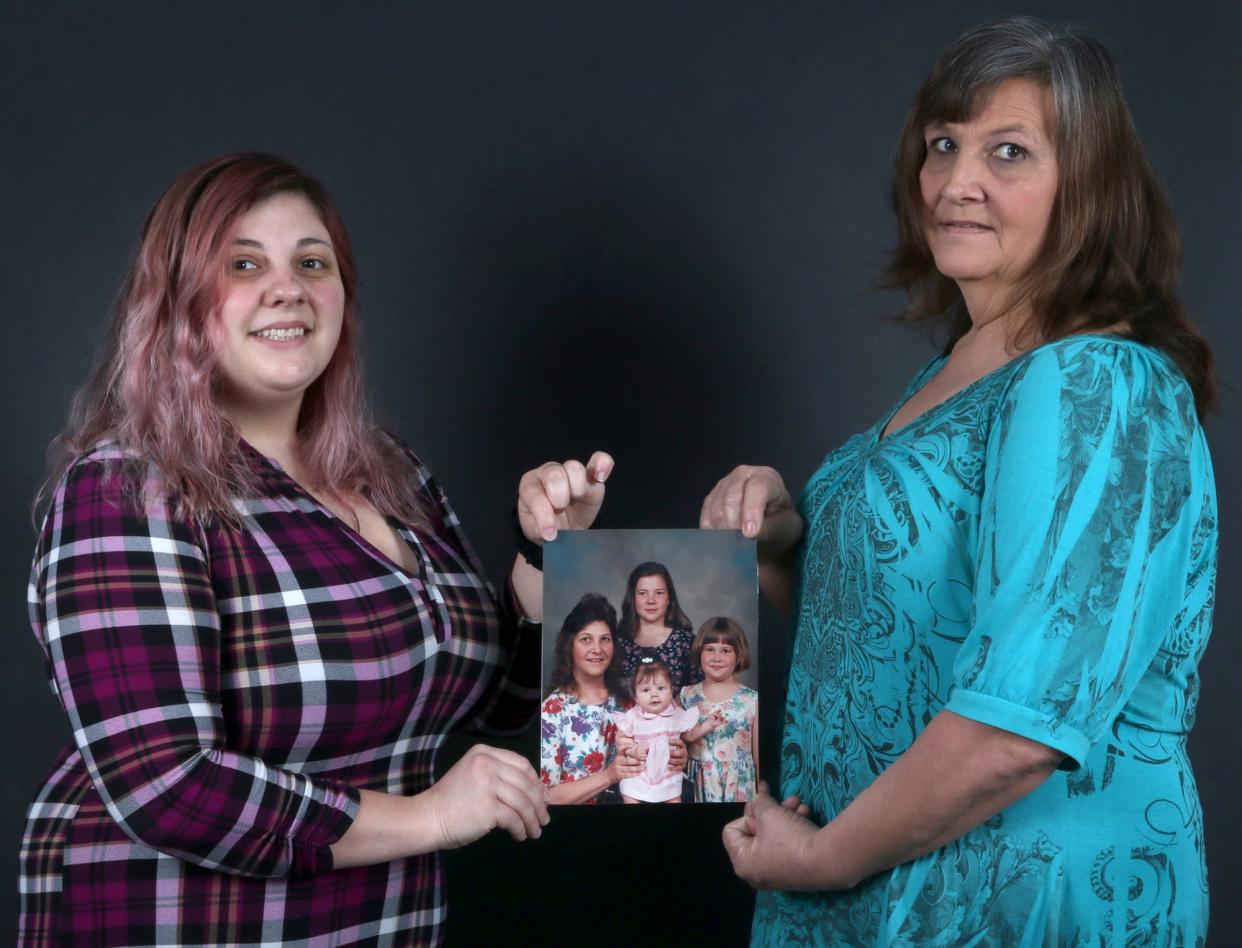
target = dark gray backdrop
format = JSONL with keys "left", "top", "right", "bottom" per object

{"left": 3, "top": 2, "right": 1237, "bottom": 944}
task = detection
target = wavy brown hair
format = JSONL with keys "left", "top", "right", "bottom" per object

{"left": 37, "top": 153, "right": 424, "bottom": 526}
{"left": 883, "top": 16, "right": 1216, "bottom": 417}
{"left": 546, "top": 593, "right": 624, "bottom": 698}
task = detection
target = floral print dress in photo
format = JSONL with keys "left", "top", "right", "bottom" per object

{"left": 681, "top": 683, "right": 758, "bottom": 802}
{"left": 539, "top": 690, "right": 621, "bottom": 802}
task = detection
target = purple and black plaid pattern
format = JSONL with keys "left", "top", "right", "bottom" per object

{"left": 19, "top": 444, "right": 538, "bottom": 946}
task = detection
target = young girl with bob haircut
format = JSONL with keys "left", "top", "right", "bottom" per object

{"left": 19, "top": 152, "right": 611, "bottom": 947}
{"left": 680, "top": 617, "right": 759, "bottom": 803}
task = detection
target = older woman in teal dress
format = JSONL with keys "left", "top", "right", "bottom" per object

{"left": 701, "top": 17, "right": 1217, "bottom": 946}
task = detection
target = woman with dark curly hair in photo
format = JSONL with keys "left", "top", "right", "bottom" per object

{"left": 703, "top": 17, "right": 1217, "bottom": 944}
{"left": 539, "top": 593, "right": 641, "bottom": 804}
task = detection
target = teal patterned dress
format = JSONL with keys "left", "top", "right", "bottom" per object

{"left": 752, "top": 337, "right": 1216, "bottom": 946}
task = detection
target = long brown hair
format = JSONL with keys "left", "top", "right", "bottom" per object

{"left": 617, "top": 562, "right": 692, "bottom": 641}
{"left": 37, "top": 153, "right": 424, "bottom": 525}
{"left": 883, "top": 16, "right": 1216, "bottom": 417}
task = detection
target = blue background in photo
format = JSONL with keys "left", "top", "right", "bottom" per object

{"left": 543, "top": 529, "right": 758, "bottom": 692}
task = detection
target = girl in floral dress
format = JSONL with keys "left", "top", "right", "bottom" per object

{"left": 540, "top": 594, "right": 641, "bottom": 803}
{"left": 680, "top": 618, "right": 759, "bottom": 803}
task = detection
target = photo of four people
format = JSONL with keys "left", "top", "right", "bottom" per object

{"left": 540, "top": 530, "right": 759, "bottom": 805}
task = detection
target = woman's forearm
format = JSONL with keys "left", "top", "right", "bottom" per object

{"left": 330, "top": 788, "right": 441, "bottom": 868}
{"left": 756, "top": 506, "right": 802, "bottom": 616}
{"left": 332, "top": 744, "right": 547, "bottom": 867}
{"left": 799, "top": 711, "right": 1063, "bottom": 890}
{"left": 545, "top": 767, "right": 619, "bottom": 805}
{"left": 510, "top": 554, "right": 543, "bottom": 621}
{"left": 758, "top": 549, "right": 798, "bottom": 617}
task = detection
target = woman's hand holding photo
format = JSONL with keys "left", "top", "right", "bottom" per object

{"left": 419, "top": 745, "right": 549, "bottom": 848}
{"left": 722, "top": 784, "right": 817, "bottom": 891}
{"left": 700, "top": 466, "right": 804, "bottom": 614}
{"left": 512, "top": 452, "right": 614, "bottom": 620}
{"left": 699, "top": 465, "right": 803, "bottom": 553}
{"left": 517, "top": 452, "right": 613, "bottom": 543}
{"left": 332, "top": 746, "right": 549, "bottom": 868}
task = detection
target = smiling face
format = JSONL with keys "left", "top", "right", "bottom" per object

{"left": 211, "top": 191, "right": 345, "bottom": 420}
{"left": 570, "top": 620, "right": 615, "bottom": 683}
{"left": 634, "top": 670, "right": 673, "bottom": 715}
{"left": 700, "top": 641, "right": 739, "bottom": 683}
{"left": 633, "top": 575, "right": 669, "bottom": 625}
{"left": 918, "top": 77, "right": 1059, "bottom": 318}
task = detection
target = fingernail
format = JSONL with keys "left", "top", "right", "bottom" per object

{"left": 542, "top": 528, "right": 557, "bottom": 542}
{"left": 743, "top": 520, "right": 757, "bottom": 536}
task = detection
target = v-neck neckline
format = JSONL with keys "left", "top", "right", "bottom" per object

{"left": 873, "top": 333, "right": 1132, "bottom": 447}
{"left": 240, "top": 438, "right": 425, "bottom": 581}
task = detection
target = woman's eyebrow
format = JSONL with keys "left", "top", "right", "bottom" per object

{"left": 924, "top": 122, "right": 1040, "bottom": 139}
{"left": 985, "top": 124, "right": 1039, "bottom": 138}
{"left": 230, "top": 236, "right": 330, "bottom": 248}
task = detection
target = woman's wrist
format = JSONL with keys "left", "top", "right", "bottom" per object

{"left": 547, "top": 767, "right": 614, "bottom": 805}
{"left": 330, "top": 788, "right": 440, "bottom": 868}
{"left": 757, "top": 508, "right": 804, "bottom": 559}
{"left": 509, "top": 554, "right": 543, "bottom": 622}
{"left": 405, "top": 786, "right": 453, "bottom": 854}
{"left": 510, "top": 506, "right": 544, "bottom": 570}
{"left": 799, "top": 821, "right": 855, "bottom": 892}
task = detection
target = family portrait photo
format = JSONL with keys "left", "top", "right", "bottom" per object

{"left": 2, "top": 2, "right": 1236, "bottom": 945}
{"left": 541, "top": 529, "right": 759, "bottom": 805}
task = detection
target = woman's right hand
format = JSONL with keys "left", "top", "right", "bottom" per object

{"left": 700, "top": 465, "right": 803, "bottom": 557}
{"left": 544, "top": 741, "right": 644, "bottom": 806}
{"left": 517, "top": 451, "right": 614, "bottom": 543}
{"left": 608, "top": 746, "right": 644, "bottom": 783}
{"left": 418, "top": 744, "right": 549, "bottom": 848}
{"left": 612, "top": 735, "right": 646, "bottom": 781}
{"left": 330, "top": 744, "right": 549, "bottom": 868}
{"left": 511, "top": 451, "right": 614, "bottom": 621}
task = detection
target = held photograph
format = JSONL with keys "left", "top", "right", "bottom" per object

{"left": 540, "top": 529, "right": 758, "bottom": 806}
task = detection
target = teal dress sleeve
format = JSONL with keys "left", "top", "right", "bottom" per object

{"left": 946, "top": 341, "right": 1200, "bottom": 767}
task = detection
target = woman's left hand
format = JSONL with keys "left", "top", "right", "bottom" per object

{"left": 722, "top": 782, "right": 823, "bottom": 891}
{"left": 517, "top": 452, "right": 614, "bottom": 543}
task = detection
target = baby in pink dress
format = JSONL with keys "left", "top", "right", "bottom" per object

{"left": 611, "top": 660, "right": 700, "bottom": 803}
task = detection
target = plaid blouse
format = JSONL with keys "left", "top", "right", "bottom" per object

{"left": 19, "top": 442, "right": 538, "bottom": 946}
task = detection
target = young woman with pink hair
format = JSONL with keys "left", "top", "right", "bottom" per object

{"left": 19, "top": 153, "right": 604, "bottom": 946}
